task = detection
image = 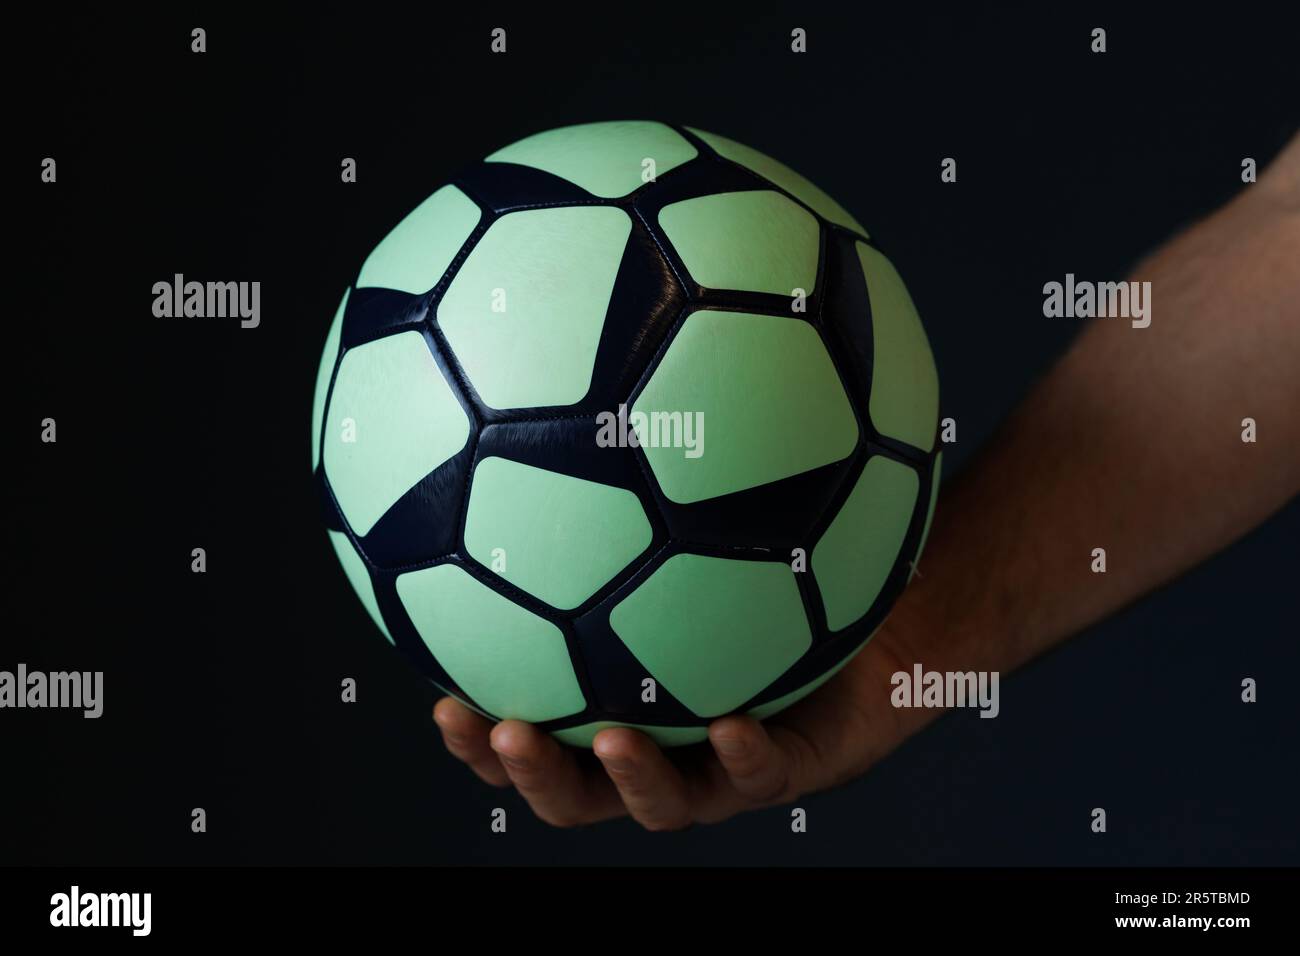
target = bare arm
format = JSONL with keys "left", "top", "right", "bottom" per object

{"left": 892, "top": 133, "right": 1300, "bottom": 686}
{"left": 434, "top": 135, "right": 1300, "bottom": 829}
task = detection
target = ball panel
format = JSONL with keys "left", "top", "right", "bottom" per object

{"left": 748, "top": 627, "right": 878, "bottom": 720}
{"left": 464, "top": 456, "right": 653, "bottom": 610}
{"left": 633, "top": 310, "right": 857, "bottom": 504}
{"left": 657, "top": 190, "right": 819, "bottom": 295}
{"left": 357, "top": 433, "right": 476, "bottom": 569}
{"left": 551, "top": 721, "right": 709, "bottom": 748}
{"left": 485, "top": 120, "right": 697, "bottom": 199}
{"left": 687, "top": 126, "right": 869, "bottom": 237}
{"left": 816, "top": 231, "right": 876, "bottom": 420}
{"left": 910, "top": 450, "right": 943, "bottom": 582}
{"left": 570, "top": 220, "right": 688, "bottom": 414}
{"left": 396, "top": 564, "right": 585, "bottom": 723}
{"left": 326, "top": 529, "right": 394, "bottom": 646}
{"left": 647, "top": 457, "right": 850, "bottom": 551}
{"left": 572, "top": 591, "right": 702, "bottom": 723}
{"left": 438, "top": 206, "right": 632, "bottom": 409}
{"left": 339, "top": 287, "right": 432, "bottom": 351}
{"left": 311, "top": 288, "right": 348, "bottom": 471}
{"left": 356, "top": 185, "right": 482, "bottom": 295}
{"left": 475, "top": 419, "right": 658, "bottom": 502}
{"left": 324, "top": 330, "right": 470, "bottom": 536}
{"left": 609, "top": 553, "right": 811, "bottom": 718}
{"left": 813, "top": 455, "right": 919, "bottom": 632}
{"left": 856, "top": 242, "right": 939, "bottom": 452}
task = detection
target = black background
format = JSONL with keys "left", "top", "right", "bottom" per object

{"left": 9, "top": 4, "right": 1299, "bottom": 865}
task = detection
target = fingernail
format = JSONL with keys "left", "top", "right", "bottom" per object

{"left": 444, "top": 733, "right": 467, "bottom": 747}
{"left": 714, "top": 737, "right": 747, "bottom": 756}
{"left": 600, "top": 757, "right": 634, "bottom": 775}
{"left": 497, "top": 753, "right": 529, "bottom": 771}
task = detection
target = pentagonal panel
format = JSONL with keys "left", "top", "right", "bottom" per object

{"left": 356, "top": 185, "right": 482, "bottom": 295}
{"left": 324, "top": 330, "right": 470, "bottom": 536}
{"left": 813, "top": 455, "right": 919, "bottom": 632}
{"left": 688, "top": 127, "right": 869, "bottom": 236}
{"left": 312, "top": 288, "right": 348, "bottom": 471}
{"left": 633, "top": 310, "right": 857, "bottom": 504}
{"left": 857, "top": 242, "right": 939, "bottom": 451}
{"left": 396, "top": 564, "right": 584, "bottom": 723}
{"left": 486, "top": 120, "right": 697, "bottom": 198}
{"left": 464, "top": 456, "right": 652, "bottom": 610}
{"left": 609, "top": 554, "right": 811, "bottom": 718}
{"left": 658, "top": 190, "right": 819, "bottom": 296}
{"left": 438, "top": 206, "right": 632, "bottom": 409}
{"left": 326, "top": 530, "right": 393, "bottom": 645}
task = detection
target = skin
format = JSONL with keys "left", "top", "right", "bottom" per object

{"left": 434, "top": 134, "right": 1300, "bottom": 831}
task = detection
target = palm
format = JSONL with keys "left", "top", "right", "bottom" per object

{"left": 433, "top": 630, "right": 911, "bottom": 830}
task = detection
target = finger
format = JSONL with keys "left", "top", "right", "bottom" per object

{"left": 434, "top": 697, "right": 510, "bottom": 787}
{"left": 592, "top": 728, "right": 694, "bottom": 831}
{"left": 490, "top": 720, "right": 624, "bottom": 827}
{"left": 708, "top": 715, "right": 803, "bottom": 804}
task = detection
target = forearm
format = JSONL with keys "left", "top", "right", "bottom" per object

{"left": 881, "top": 140, "right": 1300, "bottom": 697}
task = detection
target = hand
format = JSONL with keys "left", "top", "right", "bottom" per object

{"left": 433, "top": 623, "right": 925, "bottom": 830}
{"left": 434, "top": 133, "right": 1300, "bottom": 831}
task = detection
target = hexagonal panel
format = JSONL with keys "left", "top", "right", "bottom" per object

{"left": 438, "top": 206, "right": 632, "bottom": 409}
{"left": 396, "top": 563, "right": 585, "bottom": 723}
{"left": 324, "top": 330, "right": 470, "bottom": 536}
{"left": 813, "top": 455, "right": 919, "bottom": 632}
{"left": 688, "top": 127, "right": 869, "bottom": 237}
{"left": 486, "top": 120, "right": 698, "bottom": 198}
{"left": 356, "top": 185, "right": 482, "bottom": 295}
{"left": 856, "top": 241, "right": 939, "bottom": 451}
{"left": 632, "top": 310, "right": 858, "bottom": 504}
{"left": 658, "top": 190, "right": 819, "bottom": 296}
{"left": 326, "top": 529, "right": 393, "bottom": 645}
{"left": 311, "top": 288, "right": 348, "bottom": 471}
{"left": 609, "top": 554, "right": 811, "bottom": 718}
{"left": 464, "top": 456, "right": 653, "bottom": 610}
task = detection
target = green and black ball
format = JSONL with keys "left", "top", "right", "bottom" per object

{"left": 311, "top": 121, "right": 941, "bottom": 747}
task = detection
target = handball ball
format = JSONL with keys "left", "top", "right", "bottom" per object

{"left": 311, "top": 121, "right": 941, "bottom": 747}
